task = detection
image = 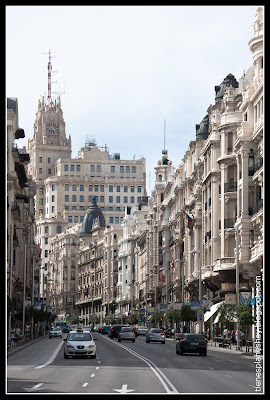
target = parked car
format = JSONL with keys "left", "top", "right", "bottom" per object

{"left": 118, "top": 326, "right": 136, "bottom": 342}
{"left": 108, "top": 325, "right": 126, "bottom": 339}
{"left": 49, "top": 327, "right": 62, "bottom": 338}
{"left": 136, "top": 327, "right": 148, "bottom": 336}
{"left": 176, "top": 333, "right": 207, "bottom": 356}
{"left": 146, "top": 328, "right": 165, "bottom": 344}
{"left": 82, "top": 326, "right": 92, "bottom": 332}
{"left": 99, "top": 325, "right": 111, "bottom": 334}
{"left": 63, "top": 328, "right": 97, "bottom": 359}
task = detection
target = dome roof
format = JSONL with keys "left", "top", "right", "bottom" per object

{"left": 81, "top": 196, "right": 106, "bottom": 234}
{"left": 196, "top": 114, "right": 209, "bottom": 141}
{"left": 215, "top": 73, "right": 239, "bottom": 104}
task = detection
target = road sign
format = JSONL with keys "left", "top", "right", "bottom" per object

{"left": 197, "top": 310, "right": 204, "bottom": 322}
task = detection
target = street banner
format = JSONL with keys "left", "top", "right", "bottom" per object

{"left": 225, "top": 293, "right": 236, "bottom": 305}
{"left": 240, "top": 292, "right": 251, "bottom": 305}
{"left": 34, "top": 301, "right": 41, "bottom": 310}
{"left": 202, "top": 300, "right": 213, "bottom": 311}
{"left": 173, "top": 303, "right": 182, "bottom": 310}
{"left": 25, "top": 301, "right": 31, "bottom": 308}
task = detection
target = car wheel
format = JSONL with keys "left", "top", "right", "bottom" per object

{"left": 64, "top": 352, "right": 68, "bottom": 359}
{"left": 118, "top": 339, "right": 121, "bottom": 342}
{"left": 203, "top": 351, "right": 207, "bottom": 356}
{"left": 91, "top": 354, "right": 96, "bottom": 359}
{"left": 132, "top": 339, "right": 135, "bottom": 342}
{"left": 146, "top": 340, "right": 150, "bottom": 343}
{"left": 49, "top": 337, "right": 51, "bottom": 339}
{"left": 162, "top": 341, "right": 165, "bottom": 344}
{"left": 180, "top": 349, "right": 184, "bottom": 355}
{"left": 176, "top": 346, "right": 179, "bottom": 354}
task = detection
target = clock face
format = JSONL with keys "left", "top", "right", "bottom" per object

{"left": 47, "top": 121, "right": 58, "bottom": 134}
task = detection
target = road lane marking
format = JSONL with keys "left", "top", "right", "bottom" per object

{"left": 34, "top": 341, "right": 64, "bottom": 369}
{"left": 82, "top": 383, "right": 88, "bottom": 387}
{"left": 23, "top": 383, "right": 44, "bottom": 392}
{"left": 91, "top": 374, "right": 95, "bottom": 378}
{"left": 208, "top": 367, "right": 214, "bottom": 370}
{"left": 113, "top": 384, "right": 135, "bottom": 393}
{"left": 96, "top": 367, "right": 99, "bottom": 370}
{"left": 99, "top": 334, "right": 178, "bottom": 394}
{"left": 225, "top": 375, "right": 232, "bottom": 378}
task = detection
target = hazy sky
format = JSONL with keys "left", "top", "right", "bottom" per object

{"left": 6, "top": 5, "right": 260, "bottom": 193}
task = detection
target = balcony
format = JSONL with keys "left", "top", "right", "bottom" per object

{"left": 249, "top": 199, "right": 263, "bottom": 216}
{"left": 213, "top": 257, "right": 235, "bottom": 272}
{"left": 218, "top": 218, "right": 236, "bottom": 230}
{"left": 224, "top": 182, "right": 237, "bottom": 193}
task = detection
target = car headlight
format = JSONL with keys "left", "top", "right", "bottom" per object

{"left": 87, "top": 344, "right": 95, "bottom": 348}
{"left": 66, "top": 345, "right": 75, "bottom": 349}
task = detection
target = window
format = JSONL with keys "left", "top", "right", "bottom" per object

{"left": 76, "top": 165, "right": 80, "bottom": 171}
{"left": 111, "top": 166, "right": 115, "bottom": 173}
{"left": 95, "top": 185, "right": 98, "bottom": 192}
{"left": 124, "top": 196, "right": 128, "bottom": 203}
{"left": 72, "top": 205, "right": 76, "bottom": 210}
{"left": 74, "top": 216, "right": 79, "bottom": 223}
{"left": 48, "top": 158, "right": 51, "bottom": 164}
{"left": 109, "top": 196, "right": 113, "bottom": 203}
{"left": 91, "top": 165, "right": 95, "bottom": 172}
{"left": 97, "top": 165, "right": 101, "bottom": 172}
{"left": 80, "top": 185, "right": 84, "bottom": 191}
{"left": 39, "top": 168, "right": 42, "bottom": 174}
{"left": 116, "top": 196, "right": 120, "bottom": 203}
{"left": 126, "top": 166, "right": 130, "bottom": 173}
{"left": 52, "top": 195, "right": 55, "bottom": 202}
{"left": 89, "top": 185, "right": 93, "bottom": 191}
{"left": 70, "top": 165, "right": 74, "bottom": 171}
{"left": 89, "top": 196, "right": 92, "bottom": 202}
{"left": 115, "top": 217, "right": 119, "bottom": 224}
{"left": 120, "top": 166, "right": 124, "bottom": 173}
{"left": 65, "top": 205, "right": 69, "bottom": 210}
{"left": 80, "top": 216, "right": 84, "bottom": 222}
{"left": 109, "top": 185, "right": 113, "bottom": 192}
{"left": 132, "top": 166, "right": 136, "bottom": 173}
{"left": 100, "top": 196, "right": 104, "bottom": 203}
{"left": 137, "top": 197, "right": 141, "bottom": 203}
{"left": 39, "top": 188, "right": 43, "bottom": 195}
{"left": 131, "top": 186, "right": 134, "bottom": 192}
{"left": 45, "top": 238, "right": 48, "bottom": 244}
{"left": 39, "top": 157, "right": 42, "bottom": 163}
{"left": 72, "top": 185, "right": 76, "bottom": 191}
{"left": 57, "top": 226, "right": 61, "bottom": 234}
{"left": 52, "top": 206, "right": 55, "bottom": 213}
{"left": 72, "top": 195, "right": 76, "bottom": 202}
{"left": 117, "top": 185, "right": 120, "bottom": 192}
{"left": 65, "top": 184, "right": 69, "bottom": 191}
{"left": 65, "top": 195, "right": 69, "bottom": 202}
{"left": 39, "top": 199, "right": 43, "bottom": 205}
{"left": 68, "top": 216, "right": 72, "bottom": 223}
{"left": 100, "top": 185, "right": 104, "bottom": 192}
{"left": 137, "top": 186, "right": 142, "bottom": 192}
{"left": 52, "top": 184, "right": 55, "bottom": 191}
{"left": 124, "top": 186, "right": 128, "bottom": 192}
{"left": 45, "top": 226, "right": 48, "bottom": 234}
{"left": 110, "top": 217, "right": 114, "bottom": 224}
{"left": 131, "top": 196, "right": 134, "bottom": 203}
{"left": 48, "top": 169, "right": 51, "bottom": 174}
{"left": 45, "top": 250, "right": 48, "bottom": 258}
{"left": 64, "top": 164, "right": 68, "bottom": 171}
{"left": 80, "top": 195, "right": 84, "bottom": 202}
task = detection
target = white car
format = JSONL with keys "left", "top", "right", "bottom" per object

{"left": 64, "top": 329, "right": 97, "bottom": 358}
{"left": 49, "top": 327, "right": 62, "bottom": 338}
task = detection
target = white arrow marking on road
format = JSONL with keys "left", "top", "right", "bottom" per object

{"left": 113, "top": 384, "right": 135, "bottom": 394}
{"left": 23, "top": 383, "right": 44, "bottom": 392}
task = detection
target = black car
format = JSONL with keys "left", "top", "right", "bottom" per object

{"left": 108, "top": 325, "right": 126, "bottom": 339}
{"left": 176, "top": 333, "right": 207, "bottom": 356}
{"left": 99, "top": 325, "right": 111, "bottom": 334}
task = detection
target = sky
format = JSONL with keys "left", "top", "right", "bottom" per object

{"left": 6, "top": 5, "right": 260, "bottom": 194}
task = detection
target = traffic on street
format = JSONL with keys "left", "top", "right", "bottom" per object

{"left": 7, "top": 328, "right": 261, "bottom": 394}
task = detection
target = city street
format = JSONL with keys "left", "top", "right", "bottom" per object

{"left": 7, "top": 332, "right": 260, "bottom": 394}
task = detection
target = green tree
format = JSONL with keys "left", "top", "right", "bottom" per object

{"left": 164, "top": 309, "right": 175, "bottom": 325}
{"left": 180, "top": 305, "right": 197, "bottom": 322}
{"left": 149, "top": 312, "right": 163, "bottom": 327}
{"left": 217, "top": 303, "right": 236, "bottom": 326}
{"left": 71, "top": 317, "right": 80, "bottom": 325}
{"left": 236, "top": 304, "right": 253, "bottom": 339}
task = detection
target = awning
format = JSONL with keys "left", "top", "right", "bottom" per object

{"left": 213, "top": 313, "right": 237, "bottom": 324}
{"left": 204, "top": 301, "right": 224, "bottom": 322}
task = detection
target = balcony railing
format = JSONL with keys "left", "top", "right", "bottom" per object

{"left": 224, "top": 182, "right": 237, "bottom": 192}
{"left": 218, "top": 218, "right": 236, "bottom": 229}
{"left": 249, "top": 199, "right": 263, "bottom": 216}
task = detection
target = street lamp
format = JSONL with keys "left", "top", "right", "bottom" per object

{"left": 191, "top": 249, "right": 202, "bottom": 334}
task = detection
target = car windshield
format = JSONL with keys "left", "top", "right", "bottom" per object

{"left": 151, "top": 329, "right": 162, "bottom": 333}
{"left": 121, "top": 327, "right": 133, "bottom": 332}
{"left": 68, "top": 332, "right": 92, "bottom": 341}
{"left": 185, "top": 334, "right": 204, "bottom": 340}
{"left": 52, "top": 327, "right": 61, "bottom": 331}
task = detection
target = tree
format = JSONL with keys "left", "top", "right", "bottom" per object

{"left": 164, "top": 309, "right": 175, "bottom": 325}
{"left": 180, "top": 305, "right": 197, "bottom": 322}
{"left": 149, "top": 312, "right": 163, "bottom": 326}
{"left": 236, "top": 305, "right": 253, "bottom": 339}
{"left": 217, "top": 303, "right": 236, "bottom": 327}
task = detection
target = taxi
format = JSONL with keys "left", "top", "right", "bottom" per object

{"left": 63, "top": 328, "right": 97, "bottom": 359}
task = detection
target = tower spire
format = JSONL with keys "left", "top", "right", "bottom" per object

{"left": 47, "top": 49, "right": 52, "bottom": 104}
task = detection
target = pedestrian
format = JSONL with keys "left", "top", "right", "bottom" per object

{"left": 231, "top": 330, "right": 235, "bottom": 344}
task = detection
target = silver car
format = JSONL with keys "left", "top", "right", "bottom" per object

{"left": 146, "top": 328, "right": 166, "bottom": 344}
{"left": 64, "top": 329, "right": 97, "bottom": 358}
{"left": 49, "top": 327, "right": 62, "bottom": 338}
{"left": 118, "top": 327, "right": 136, "bottom": 342}
{"left": 137, "top": 327, "right": 148, "bottom": 336}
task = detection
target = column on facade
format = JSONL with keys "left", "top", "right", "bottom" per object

{"left": 241, "top": 147, "right": 250, "bottom": 217}
{"left": 220, "top": 163, "right": 225, "bottom": 258}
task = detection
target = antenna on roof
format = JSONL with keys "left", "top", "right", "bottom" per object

{"left": 162, "top": 119, "right": 167, "bottom": 155}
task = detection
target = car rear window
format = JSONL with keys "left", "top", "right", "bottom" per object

{"left": 151, "top": 329, "right": 162, "bottom": 333}
{"left": 121, "top": 327, "right": 133, "bottom": 332}
{"left": 184, "top": 334, "right": 204, "bottom": 340}
{"left": 69, "top": 332, "right": 92, "bottom": 341}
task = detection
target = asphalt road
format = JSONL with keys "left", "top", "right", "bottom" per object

{"left": 7, "top": 332, "right": 261, "bottom": 394}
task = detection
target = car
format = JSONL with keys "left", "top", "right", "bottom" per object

{"left": 118, "top": 327, "right": 136, "bottom": 342}
{"left": 49, "top": 327, "right": 62, "bottom": 338}
{"left": 146, "top": 328, "right": 165, "bottom": 344}
{"left": 69, "top": 324, "right": 79, "bottom": 331}
{"left": 99, "top": 325, "right": 111, "bottom": 334}
{"left": 176, "top": 333, "right": 207, "bottom": 356}
{"left": 136, "top": 327, "right": 148, "bottom": 336}
{"left": 63, "top": 328, "right": 97, "bottom": 358}
{"left": 82, "top": 326, "right": 92, "bottom": 332}
{"left": 108, "top": 325, "right": 127, "bottom": 339}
